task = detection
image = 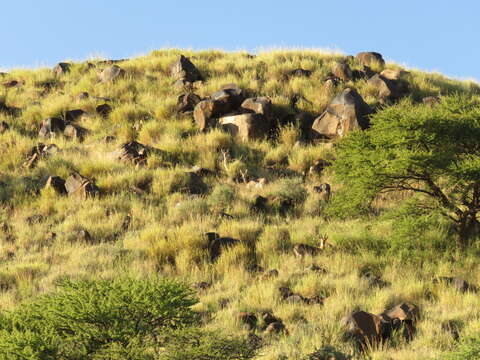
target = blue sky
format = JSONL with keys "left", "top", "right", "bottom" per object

{"left": 1, "top": 1, "right": 479, "bottom": 80}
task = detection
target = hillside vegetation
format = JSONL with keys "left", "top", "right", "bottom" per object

{"left": 0, "top": 49, "right": 480, "bottom": 359}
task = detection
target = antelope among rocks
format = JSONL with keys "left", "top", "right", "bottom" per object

{"left": 293, "top": 235, "right": 330, "bottom": 258}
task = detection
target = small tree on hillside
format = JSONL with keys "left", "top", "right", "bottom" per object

{"left": 327, "top": 95, "right": 480, "bottom": 246}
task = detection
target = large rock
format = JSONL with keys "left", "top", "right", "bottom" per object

{"left": 219, "top": 113, "right": 269, "bottom": 141}
{"left": 99, "top": 65, "right": 125, "bottom": 82}
{"left": 115, "top": 141, "right": 149, "bottom": 166}
{"left": 39, "top": 117, "right": 65, "bottom": 138}
{"left": 241, "top": 97, "right": 273, "bottom": 119}
{"left": 367, "top": 74, "right": 408, "bottom": 101}
{"left": 193, "top": 99, "right": 226, "bottom": 131}
{"left": 355, "top": 52, "right": 385, "bottom": 67}
{"left": 63, "top": 124, "right": 86, "bottom": 141}
{"left": 178, "top": 93, "right": 202, "bottom": 113}
{"left": 342, "top": 311, "right": 386, "bottom": 345}
{"left": 382, "top": 302, "right": 419, "bottom": 322}
{"left": 96, "top": 104, "right": 112, "bottom": 118}
{"left": 332, "top": 62, "right": 352, "bottom": 81}
{"left": 170, "top": 55, "right": 202, "bottom": 82}
{"left": 311, "top": 88, "right": 372, "bottom": 139}
{"left": 64, "top": 109, "right": 87, "bottom": 122}
{"left": 211, "top": 84, "right": 245, "bottom": 110}
{"left": 65, "top": 172, "right": 99, "bottom": 198}
{"left": 53, "top": 62, "right": 71, "bottom": 76}
{"left": 45, "top": 176, "right": 67, "bottom": 195}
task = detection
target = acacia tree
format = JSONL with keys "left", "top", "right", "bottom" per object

{"left": 328, "top": 95, "right": 480, "bottom": 246}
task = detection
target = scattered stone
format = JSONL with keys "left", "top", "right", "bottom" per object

{"left": 219, "top": 113, "right": 270, "bottom": 141}
{"left": 307, "top": 264, "right": 328, "bottom": 274}
{"left": 178, "top": 92, "right": 202, "bottom": 113}
{"left": 64, "top": 172, "right": 99, "bottom": 198}
{"left": 382, "top": 302, "right": 420, "bottom": 322}
{"left": 238, "top": 312, "right": 258, "bottom": 330}
{"left": 262, "top": 312, "right": 280, "bottom": 326}
{"left": 311, "top": 88, "right": 372, "bottom": 139}
{"left": 194, "top": 281, "right": 211, "bottom": 290}
{"left": 39, "top": 117, "right": 65, "bottom": 138}
{"left": 64, "top": 109, "right": 87, "bottom": 122}
{"left": 309, "top": 159, "right": 332, "bottom": 176}
{"left": 211, "top": 84, "right": 245, "bottom": 111}
{"left": 170, "top": 55, "right": 203, "bottom": 82}
{"left": 23, "top": 143, "right": 59, "bottom": 168}
{"left": 332, "top": 62, "right": 352, "bottom": 81}
{"left": 423, "top": 96, "right": 441, "bottom": 107}
{"left": 265, "top": 321, "right": 287, "bottom": 334}
{"left": 261, "top": 269, "right": 279, "bottom": 279}
{"left": 285, "top": 68, "right": 312, "bottom": 78}
{"left": 342, "top": 310, "right": 386, "bottom": 345}
{"left": 63, "top": 124, "right": 86, "bottom": 141}
{"left": 2, "top": 80, "right": 21, "bottom": 88}
{"left": 380, "top": 69, "right": 408, "bottom": 81}
{"left": 355, "top": 52, "right": 385, "bottom": 67}
{"left": 241, "top": 97, "right": 273, "bottom": 119}
{"left": 45, "top": 176, "right": 67, "bottom": 195}
{"left": 323, "top": 78, "right": 337, "bottom": 92}
{"left": 53, "top": 62, "right": 71, "bottom": 76}
{"left": 0, "top": 121, "right": 9, "bottom": 134}
{"left": 96, "top": 103, "right": 112, "bottom": 118}
{"left": 380, "top": 302, "right": 419, "bottom": 341}
{"left": 99, "top": 65, "right": 125, "bottom": 82}
{"left": 306, "top": 346, "right": 349, "bottom": 360}
{"left": 206, "top": 232, "right": 240, "bottom": 262}
{"left": 436, "top": 277, "right": 477, "bottom": 292}
{"left": 193, "top": 99, "right": 226, "bottom": 131}
{"left": 367, "top": 74, "right": 408, "bottom": 101}
{"left": 76, "top": 92, "right": 89, "bottom": 101}
{"left": 115, "top": 141, "right": 149, "bottom": 166}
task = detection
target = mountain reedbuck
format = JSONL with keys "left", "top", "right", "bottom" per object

{"left": 293, "top": 234, "right": 329, "bottom": 259}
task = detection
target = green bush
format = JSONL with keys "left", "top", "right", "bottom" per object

{"left": 0, "top": 278, "right": 255, "bottom": 360}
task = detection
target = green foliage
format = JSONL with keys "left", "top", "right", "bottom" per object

{"left": 157, "top": 328, "right": 256, "bottom": 360}
{"left": 444, "top": 338, "right": 480, "bottom": 360}
{"left": 0, "top": 278, "right": 255, "bottom": 360}
{"left": 327, "top": 95, "right": 480, "bottom": 244}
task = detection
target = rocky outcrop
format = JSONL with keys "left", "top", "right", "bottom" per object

{"left": 311, "top": 88, "right": 372, "bottom": 139}
{"left": 219, "top": 113, "right": 269, "bottom": 141}
{"left": 53, "top": 62, "right": 71, "bottom": 76}
{"left": 332, "top": 62, "right": 352, "bottom": 81}
{"left": 45, "top": 176, "right": 67, "bottom": 195}
{"left": 356, "top": 52, "right": 385, "bottom": 67}
{"left": 65, "top": 172, "right": 99, "bottom": 198}
{"left": 367, "top": 73, "right": 408, "bottom": 101}
{"left": 99, "top": 65, "right": 125, "bottom": 82}
{"left": 170, "top": 55, "right": 203, "bottom": 83}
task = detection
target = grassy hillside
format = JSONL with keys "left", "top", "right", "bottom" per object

{"left": 0, "top": 49, "right": 480, "bottom": 359}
